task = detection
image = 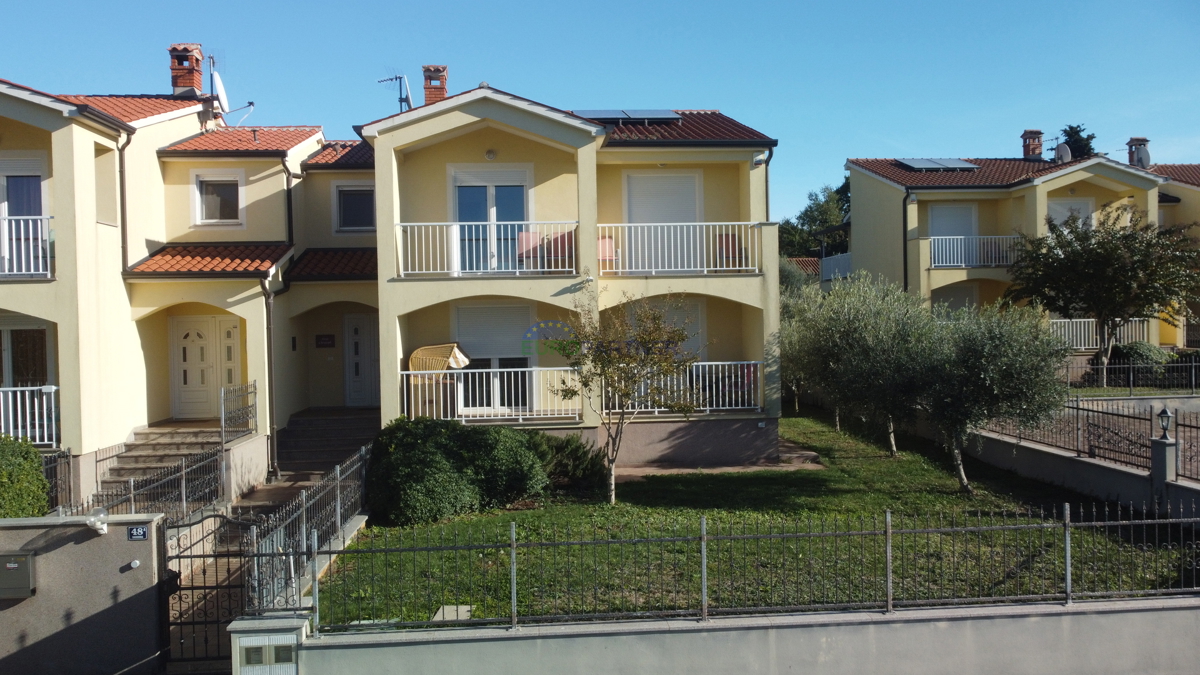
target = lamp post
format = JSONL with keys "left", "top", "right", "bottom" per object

{"left": 1158, "top": 407, "right": 1174, "bottom": 441}
{"left": 1151, "top": 407, "right": 1178, "bottom": 510}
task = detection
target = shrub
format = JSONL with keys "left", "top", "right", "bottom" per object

{"left": 526, "top": 432, "right": 606, "bottom": 494}
{"left": 455, "top": 425, "right": 548, "bottom": 509}
{"left": 0, "top": 435, "right": 50, "bottom": 518}
{"left": 1107, "top": 341, "right": 1176, "bottom": 366}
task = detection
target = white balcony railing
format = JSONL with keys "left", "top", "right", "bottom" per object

{"left": 397, "top": 222, "right": 577, "bottom": 277}
{"left": 1, "top": 217, "right": 52, "bottom": 278}
{"left": 597, "top": 223, "right": 763, "bottom": 275}
{"left": 930, "top": 236, "right": 1020, "bottom": 268}
{"left": 1050, "top": 319, "right": 1150, "bottom": 350}
{"left": 1, "top": 385, "right": 59, "bottom": 446}
{"left": 402, "top": 367, "right": 581, "bottom": 422}
{"left": 820, "top": 252, "right": 852, "bottom": 281}
{"left": 605, "top": 361, "right": 763, "bottom": 414}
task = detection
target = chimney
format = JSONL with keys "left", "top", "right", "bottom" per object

{"left": 1127, "top": 137, "right": 1151, "bottom": 168}
{"left": 422, "top": 65, "right": 448, "bottom": 106}
{"left": 168, "top": 43, "right": 204, "bottom": 98}
{"left": 1021, "top": 130, "right": 1044, "bottom": 160}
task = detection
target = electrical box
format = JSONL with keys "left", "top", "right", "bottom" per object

{"left": 0, "top": 551, "right": 36, "bottom": 599}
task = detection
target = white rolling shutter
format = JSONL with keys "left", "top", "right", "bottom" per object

{"left": 627, "top": 174, "right": 699, "bottom": 223}
{"left": 453, "top": 169, "right": 529, "bottom": 187}
{"left": 455, "top": 305, "right": 532, "bottom": 358}
{"left": 928, "top": 204, "right": 976, "bottom": 237}
{"left": 1048, "top": 199, "right": 1094, "bottom": 225}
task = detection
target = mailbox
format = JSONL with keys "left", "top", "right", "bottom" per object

{"left": 0, "top": 551, "right": 35, "bottom": 599}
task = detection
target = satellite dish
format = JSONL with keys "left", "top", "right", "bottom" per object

{"left": 1134, "top": 145, "right": 1151, "bottom": 169}
{"left": 1054, "top": 142, "right": 1073, "bottom": 164}
{"left": 212, "top": 70, "right": 231, "bottom": 114}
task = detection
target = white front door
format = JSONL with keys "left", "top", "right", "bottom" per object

{"left": 344, "top": 314, "right": 380, "bottom": 407}
{"left": 171, "top": 317, "right": 217, "bottom": 419}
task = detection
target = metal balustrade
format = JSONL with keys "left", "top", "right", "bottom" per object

{"left": 402, "top": 367, "right": 581, "bottom": 422}
{"left": 0, "top": 385, "right": 58, "bottom": 446}
{"left": 1, "top": 216, "right": 52, "bottom": 278}
{"left": 397, "top": 222, "right": 577, "bottom": 276}
{"left": 930, "top": 235, "right": 1020, "bottom": 268}
{"left": 819, "top": 252, "right": 852, "bottom": 281}
{"left": 596, "top": 223, "right": 763, "bottom": 275}
{"left": 1050, "top": 318, "right": 1149, "bottom": 350}
{"left": 605, "top": 361, "right": 763, "bottom": 413}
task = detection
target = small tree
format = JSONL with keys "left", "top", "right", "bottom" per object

{"left": 779, "top": 178, "right": 850, "bottom": 258}
{"left": 1061, "top": 124, "right": 1097, "bottom": 159}
{"left": 922, "top": 303, "right": 1071, "bottom": 493}
{"left": 0, "top": 435, "right": 50, "bottom": 518}
{"left": 1005, "top": 205, "right": 1200, "bottom": 384}
{"left": 549, "top": 288, "right": 698, "bottom": 504}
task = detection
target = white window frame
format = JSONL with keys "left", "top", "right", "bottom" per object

{"left": 331, "top": 180, "right": 376, "bottom": 234}
{"left": 621, "top": 169, "right": 704, "bottom": 224}
{"left": 445, "top": 163, "right": 536, "bottom": 222}
{"left": 0, "top": 314, "right": 55, "bottom": 388}
{"left": 0, "top": 152, "right": 50, "bottom": 221}
{"left": 190, "top": 168, "right": 246, "bottom": 228}
{"left": 928, "top": 202, "right": 979, "bottom": 237}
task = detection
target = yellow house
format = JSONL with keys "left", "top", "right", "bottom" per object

{"left": 839, "top": 130, "right": 1180, "bottom": 350}
{"left": 0, "top": 49, "right": 780, "bottom": 501}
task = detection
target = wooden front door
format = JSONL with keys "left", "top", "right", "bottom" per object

{"left": 171, "top": 317, "right": 217, "bottom": 419}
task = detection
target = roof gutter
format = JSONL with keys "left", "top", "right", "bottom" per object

{"left": 117, "top": 129, "right": 135, "bottom": 272}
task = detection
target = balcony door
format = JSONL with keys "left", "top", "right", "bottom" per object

{"left": 1, "top": 174, "right": 46, "bottom": 275}
{"left": 453, "top": 167, "right": 530, "bottom": 274}
{"left": 929, "top": 203, "right": 978, "bottom": 266}
{"left": 454, "top": 305, "right": 533, "bottom": 414}
{"left": 625, "top": 171, "right": 703, "bottom": 273}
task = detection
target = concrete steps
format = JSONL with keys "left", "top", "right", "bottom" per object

{"left": 276, "top": 408, "right": 379, "bottom": 474}
{"left": 98, "top": 425, "right": 222, "bottom": 491}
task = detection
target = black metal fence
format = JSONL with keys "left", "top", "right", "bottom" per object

{"left": 221, "top": 381, "right": 257, "bottom": 446}
{"left": 58, "top": 447, "right": 221, "bottom": 523}
{"left": 305, "top": 502, "right": 1200, "bottom": 632}
{"left": 1066, "top": 363, "right": 1200, "bottom": 398}
{"left": 40, "top": 449, "right": 71, "bottom": 509}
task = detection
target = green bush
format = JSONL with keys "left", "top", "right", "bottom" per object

{"left": 1106, "top": 340, "right": 1176, "bottom": 366}
{"left": 455, "top": 425, "right": 548, "bottom": 509}
{"left": 0, "top": 435, "right": 50, "bottom": 518}
{"left": 527, "top": 432, "right": 606, "bottom": 493}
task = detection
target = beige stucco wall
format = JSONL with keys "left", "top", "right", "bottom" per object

{"left": 847, "top": 166, "right": 905, "bottom": 285}
{"left": 160, "top": 159, "right": 288, "bottom": 243}
{"left": 293, "top": 169, "right": 377, "bottom": 250}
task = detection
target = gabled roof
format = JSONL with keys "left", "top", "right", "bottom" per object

{"left": 360, "top": 86, "right": 605, "bottom": 138}
{"left": 55, "top": 94, "right": 201, "bottom": 125}
{"left": 127, "top": 243, "right": 292, "bottom": 278}
{"left": 598, "top": 110, "right": 776, "bottom": 148}
{"left": 0, "top": 77, "right": 136, "bottom": 133}
{"left": 159, "top": 127, "right": 323, "bottom": 157}
{"left": 1151, "top": 164, "right": 1200, "bottom": 189}
{"left": 848, "top": 156, "right": 1165, "bottom": 189}
{"left": 286, "top": 248, "right": 377, "bottom": 281}
{"left": 302, "top": 140, "right": 374, "bottom": 170}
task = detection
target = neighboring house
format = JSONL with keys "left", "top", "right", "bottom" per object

{"left": 839, "top": 130, "right": 1180, "bottom": 350}
{"left": 0, "top": 46, "right": 780, "bottom": 499}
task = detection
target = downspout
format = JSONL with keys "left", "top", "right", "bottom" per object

{"left": 117, "top": 130, "right": 135, "bottom": 270}
{"left": 259, "top": 278, "right": 280, "bottom": 479}
{"left": 901, "top": 188, "right": 911, "bottom": 292}
{"left": 764, "top": 148, "right": 774, "bottom": 222}
{"left": 281, "top": 158, "right": 295, "bottom": 245}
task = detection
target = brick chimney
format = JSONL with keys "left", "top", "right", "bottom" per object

{"left": 422, "top": 65, "right": 448, "bottom": 105}
{"left": 1021, "top": 130, "right": 1043, "bottom": 160}
{"left": 168, "top": 43, "right": 204, "bottom": 98}
{"left": 1127, "top": 137, "right": 1151, "bottom": 168}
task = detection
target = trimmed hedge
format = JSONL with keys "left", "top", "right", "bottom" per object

{"left": 0, "top": 435, "right": 50, "bottom": 518}
{"left": 366, "top": 418, "right": 603, "bottom": 527}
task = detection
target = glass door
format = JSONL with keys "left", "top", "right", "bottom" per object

{"left": 455, "top": 183, "right": 527, "bottom": 273}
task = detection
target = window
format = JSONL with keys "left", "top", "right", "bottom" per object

{"left": 928, "top": 204, "right": 977, "bottom": 238}
{"left": 449, "top": 165, "right": 533, "bottom": 272}
{"left": 190, "top": 169, "right": 244, "bottom": 227}
{"left": 332, "top": 181, "right": 375, "bottom": 232}
{"left": 1048, "top": 198, "right": 1094, "bottom": 226}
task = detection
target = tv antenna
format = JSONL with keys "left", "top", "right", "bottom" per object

{"left": 379, "top": 71, "right": 413, "bottom": 112}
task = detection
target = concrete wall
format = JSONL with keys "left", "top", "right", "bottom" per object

{"left": 0, "top": 514, "right": 163, "bottom": 675}
{"left": 226, "top": 432, "right": 270, "bottom": 499}
{"left": 240, "top": 596, "right": 1200, "bottom": 675}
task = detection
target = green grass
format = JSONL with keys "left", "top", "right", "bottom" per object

{"left": 313, "top": 407, "right": 1200, "bottom": 629}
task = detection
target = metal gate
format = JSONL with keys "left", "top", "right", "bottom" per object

{"left": 161, "top": 514, "right": 259, "bottom": 662}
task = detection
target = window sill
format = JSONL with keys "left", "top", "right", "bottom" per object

{"left": 192, "top": 222, "right": 245, "bottom": 229}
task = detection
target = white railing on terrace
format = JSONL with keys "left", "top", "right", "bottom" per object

{"left": 820, "top": 252, "right": 852, "bottom": 281}
{"left": 397, "top": 222, "right": 577, "bottom": 276}
{"left": 596, "top": 223, "right": 763, "bottom": 275}
{"left": 402, "top": 367, "right": 581, "bottom": 422}
{"left": 1050, "top": 318, "right": 1150, "bottom": 350}
{"left": 1, "top": 217, "right": 52, "bottom": 278}
{"left": 605, "top": 361, "right": 763, "bottom": 414}
{"left": 1, "top": 386, "right": 58, "bottom": 446}
{"left": 930, "top": 236, "right": 1020, "bottom": 268}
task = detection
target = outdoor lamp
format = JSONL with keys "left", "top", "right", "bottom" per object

{"left": 1158, "top": 408, "right": 1174, "bottom": 440}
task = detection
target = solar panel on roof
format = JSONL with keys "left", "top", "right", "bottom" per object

{"left": 622, "top": 109, "right": 682, "bottom": 121}
{"left": 573, "top": 110, "right": 629, "bottom": 120}
{"left": 929, "top": 158, "right": 981, "bottom": 170}
{"left": 897, "top": 158, "right": 980, "bottom": 172}
{"left": 897, "top": 159, "right": 944, "bottom": 170}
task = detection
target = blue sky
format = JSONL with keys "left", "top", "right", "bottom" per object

{"left": 3, "top": 0, "right": 1198, "bottom": 219}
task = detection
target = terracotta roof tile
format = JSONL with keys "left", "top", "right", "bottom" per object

{"left": 1151, "top": 164, "right": 1200, "bottom": 189}
{"left": 787, "top": 257, "right": 820, "bottom": 275}
{"left": 160, "top": 127, "right": 322, "bottom": 155}
{"left": 286, "top": 248, "right": 377, "bottom": 281}
{"left": 599, "top": 110, "right": 776, "bottom": 147}
{"left": 56, "top": 94, "right": 202, "bottom": 123}
{"left": 848, "top": 157, "right": 1097, "bottom": 188}
{"left": 302, "top": 140, "right": 375, "bottom": 169}
{"left": 129, "top": 243, "right": 292, "bottom": 276}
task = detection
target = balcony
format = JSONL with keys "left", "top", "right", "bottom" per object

{"left": 1051, "top": 318, "right": 1149, "bottom": 350}
{"left": 397, "top": 222, "right": 576, "bottom": 277}
{"left": 930, "top": 236, "right": 1020, "bottom": 268}
{"left": 820, "top": 252, "right": 852, "bottom": 281}
{"left": 597, "top": 223, "right": 763, "bottom": 275}
{"left": 605, "top": 361, "right": 763, "bottom": 414}
{"left": 1, "top": 217, "right": 52, "bottom": 278}
{"left": 1, "top": 385, "right": 59, "bottom": 446}
{"left": 402, "top": 367, "right": 581, "bottom": 422}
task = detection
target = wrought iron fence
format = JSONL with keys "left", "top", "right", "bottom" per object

{"left": 57, "top": 447, "right": 222, "bottom": 522}
{"left": 307, "top": 502, "right": 1200, "bottom": 631}
{"left": 221, "top": 381, "right": 257, "bottom": 446}
{"left": 40, "top": 449, "right": 71, "bottom": 509}
{"left": 244, "top": 446, "right": 370, "bottom": 611}
{"left": 1065, "top": 363, "right": 1200, "bottom": 397}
